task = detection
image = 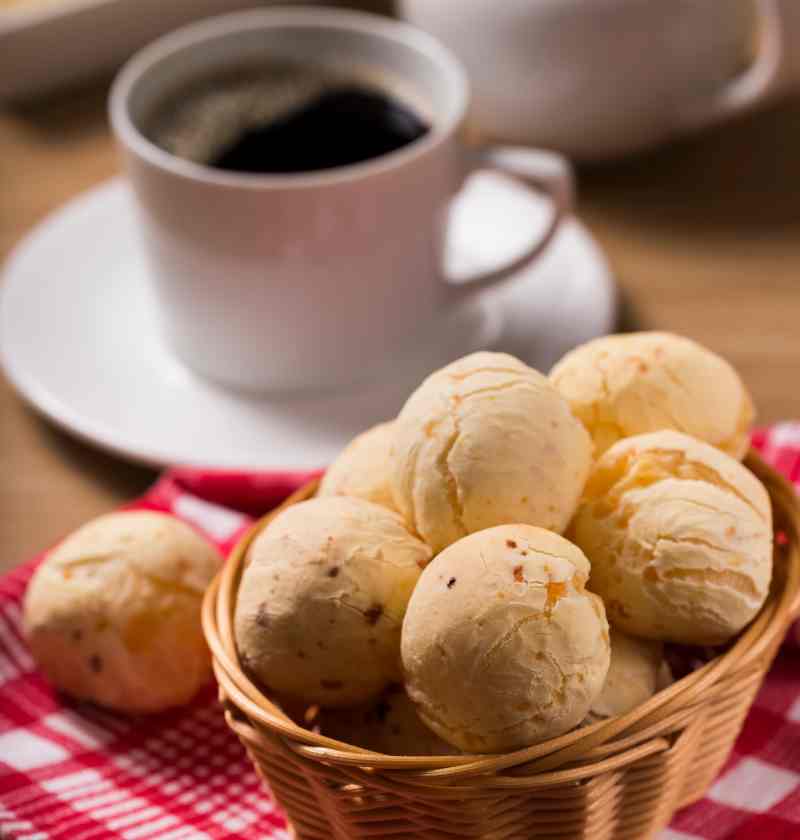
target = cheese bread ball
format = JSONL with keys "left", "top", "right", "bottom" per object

{"left": 550, "top": 332, "right": 754, "bottom": 459}
{"left": 24, "top": 512, "right": 221, "bottom": 713}
{"left": 318, "top": 421, "right": 397, "bottom": 512}
{"left": 318, "top": 687, "right": 460, "bottom": 755}
{"left": 392, "top": 352, "right": 593, "bottom": 553}
{"left": 589, "top": 628, "right": 664, "bottom": 720}
{"left": 569, "top": 431, "right": 772, "bottom": 644}
{"left": 402, "top": 525, "right": 610, "bottom": 753}
{"left": 235, "top": 497, "right": 431, "bottom": 708}
{"left": 657, "top": 661, "right": 675, "bottom": 691}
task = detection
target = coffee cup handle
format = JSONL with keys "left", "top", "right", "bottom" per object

{"left": 675, "top": 0, "right": 790, "bottom": 131}
{"left": 441, "top": 146, "right": 573, "bottom": 300}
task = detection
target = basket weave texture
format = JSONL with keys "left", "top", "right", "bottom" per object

{"left": 202, "top": 451, "right": 800, "bottom": 840}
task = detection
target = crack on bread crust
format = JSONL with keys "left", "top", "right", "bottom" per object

{"left": 439, "top": 398, "right": 467, "bottom": 541}
{"left": 405, "top": 438, "right": 423, "bottom": 539}
{"left": 618, "top": 533, "right": 761, "bottom": 602}
{"left": 654, "top": 533, "right": 737, "bottom": 555}
{"left": 586, "top": 447, "right": 767, "bottom": 523}
{"left": 651, "top": 558, "right": 761, "bottom": 602}
{"left": 447, "top": 365, "right": 528, "bottom": 382}
{"left": 456, "top": 377, "right": 541, "bottom": 403}
{"left": 478, "top": 613, "right": 545, "bottom": 670}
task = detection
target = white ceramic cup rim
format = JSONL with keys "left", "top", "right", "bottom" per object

{"left": 109, "top": 6, "right": 470, "bottom": 190}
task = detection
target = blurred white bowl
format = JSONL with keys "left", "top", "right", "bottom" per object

{"left": 399, "top": 0, "right": 800, "bottom": 160}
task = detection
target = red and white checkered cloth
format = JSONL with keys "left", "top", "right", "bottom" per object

{"left": 2, "top": 425, "right": 800, "bottom": 840}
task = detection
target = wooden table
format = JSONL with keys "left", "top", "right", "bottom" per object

{"left": 2, "top": 81, "right": 799, "bottom": 573}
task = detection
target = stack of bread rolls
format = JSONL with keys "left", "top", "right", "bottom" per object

{"left": 236, "top": 333, "right": 770, "bottom": 753}
{"left": 24, "top": 332, "right": 771, "bottom": 752}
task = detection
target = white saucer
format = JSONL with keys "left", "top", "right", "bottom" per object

{"left": 1, "top": 175, "right": 615, "bottom": 470}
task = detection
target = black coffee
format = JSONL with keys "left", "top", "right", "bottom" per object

{"left": 212, "top": 86, "right": 428, "bottom": 173}
{"left": 146, "top": 63, "right": 430, "bottom": 174}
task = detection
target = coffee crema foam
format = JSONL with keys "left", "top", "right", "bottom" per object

{"left": 145, "top": 61, "right": 431, "bottom": 169}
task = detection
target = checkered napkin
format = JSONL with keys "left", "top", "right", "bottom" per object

{"left": 2, "top": 426, "right": 800, "bottom": 840}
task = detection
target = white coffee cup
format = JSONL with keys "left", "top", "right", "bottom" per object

{"left": 110, "top": 7, "right": 571, "bottom": 393}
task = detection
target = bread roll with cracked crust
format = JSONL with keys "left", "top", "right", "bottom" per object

{"left": 392, "top": 352, "right": 592, "bottom": 554}
{"left": 317, "top": 687, "right": 459, "bottom": 755}
{"left": 588, "top": 628, "right": 665, "bottom": 720}
{"left": 569, "top": 430, "right": 772, "bottom": 644}
{"left": 550, "top": 332, "right": 754, "bottom": 459}
{"left": 235, "top": 497, "right": 431, "bottom": 708}
{"left": 402, "top": 525, "right": 610, "bottom": 753}
{"left": 24, "top": 512, "right": 221, "bottom": 713}
{"left": 319, "top": 421, "right": 397, "bottom": 512}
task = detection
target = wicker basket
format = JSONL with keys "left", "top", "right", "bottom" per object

{"left": 202, "top": 451, "right": 800, "bottom": 840}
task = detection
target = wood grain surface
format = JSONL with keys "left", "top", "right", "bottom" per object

{"left": 2, "top": 76, "right": 799, "bottom": 572}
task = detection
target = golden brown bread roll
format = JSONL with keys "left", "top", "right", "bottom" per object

{"left": 24, "top": 511, "right": 221, "bottom": 713}
{"left": 318, "top": 421, "right": 398, "bottom": 512}
{"left": 569, "top": 431, "right": 772, "bottom": 644}
{"left": 235, "top": 497, "right": 431, "bottom": 707}
{"left": 550, "top": 332, "right": 754, "bottom": 459}
{"left": 402, "top": 525, "right": 609, "bottom": 752}
{"left": 392, "top": 352, "right": 592, "bottom": 553}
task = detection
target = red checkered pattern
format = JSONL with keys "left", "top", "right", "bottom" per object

{"left": 1, "top": 429, "right": 800, "bottom": 840}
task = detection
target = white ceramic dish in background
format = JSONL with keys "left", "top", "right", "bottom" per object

{"left": 0, "top": 0, "right": 354, "bottom": 101}
{"left": 0, "top": 176, "right": 615, "bottom": 470}
{"left": 399, "top": 0, "right": 800, "bottom": 160}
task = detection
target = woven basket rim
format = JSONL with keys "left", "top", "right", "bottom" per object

{"left": 202, "top": 448, "right": 800, "bottom": 779}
